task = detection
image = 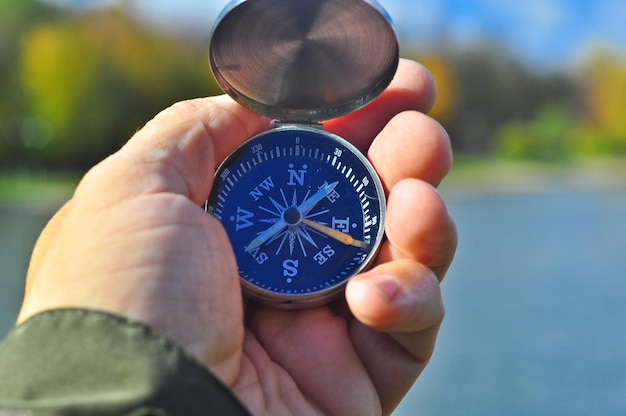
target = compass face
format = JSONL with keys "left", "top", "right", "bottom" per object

{"left": 206, "top": 126, "right": 385, "bottom": 308}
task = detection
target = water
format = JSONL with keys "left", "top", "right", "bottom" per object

{"left": 395, "top": 186, "right": 626, "bottom": 416}
{"left": 0, "top": 206, "right": 50, "bottom": 334}
{"left": 2, "top": 186, "right": 626, "bottom": 415}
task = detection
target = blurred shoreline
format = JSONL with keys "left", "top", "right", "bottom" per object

{"left": 1, "top": 157, "right": 625, "bottom": 214}
{"left": 0, "top": 173, "right": 77, "bottom": 213}
{"left": 440, "top": 157, "right": 626, "bottom": 198}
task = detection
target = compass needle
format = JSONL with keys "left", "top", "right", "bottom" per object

{"left": 246, "top": 219, "right": 287, "bottom": 251}
{"left": 302, "top": 218, "right": 368, "bottom": 249}
{"left": 297, "top": 181, "right": 339, "bottom": 214}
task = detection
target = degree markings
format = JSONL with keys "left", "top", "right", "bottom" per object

{"left": 210, "top": 134, "right": 384, "bottom": 296}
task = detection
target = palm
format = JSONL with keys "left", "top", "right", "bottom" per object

{"left": 235, "top": 307, "right": 384, "bottom": 416}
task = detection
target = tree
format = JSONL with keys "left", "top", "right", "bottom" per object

{"left": 0, "top": 0, "right": 60, "bottom": 165}
{"left": 414, "top": 41, "right": 579, "bottom": 155}
{"left": 9, "top": 5, "right": 221, "bottom": 170}
{"left": 573, "top": 53, "right": 626, "bottom": 155}
{"left": 496, "top": 103, "right": 575, "bottom": 160}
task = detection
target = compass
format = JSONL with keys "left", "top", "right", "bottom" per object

{"left": 205, "top": 0, "right": 399, "bottom": 308}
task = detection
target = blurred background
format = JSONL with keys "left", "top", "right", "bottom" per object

{"left": 1, "top": 0, "right": 625, "bottom": 414}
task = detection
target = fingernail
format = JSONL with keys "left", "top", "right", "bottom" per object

{"left": 367, "top": 275, "right": 403, "bottom": 303}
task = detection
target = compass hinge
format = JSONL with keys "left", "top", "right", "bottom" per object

{"left": 271, "top": 120, "right": 324, "bottom": 130}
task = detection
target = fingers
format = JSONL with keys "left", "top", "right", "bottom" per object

{"left": 382, "top": 179, "right": 457, "bottom": 280}
{"left": 325, "top": 59, "right": 436, "bottom": 150}
{"left": 78, "top": 96, "right": 269, "bottom": 206}
{"left": 345, "top": 180, "right": 456, "bottom": 413}
{"left": 345, "top": 180, "right": 455, "bottom": 352}
{"left": 368, "top": 111, "right": 452, "bottom": 190}
{"left": 346, "top": 259, "right": 443, "bottom": 335}
{"left": 345, "top": 259, "right": 444, "bottom": 414}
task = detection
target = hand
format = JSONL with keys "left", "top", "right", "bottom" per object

{"left": 18, "top": 58, "right": 457, "bottom": 416}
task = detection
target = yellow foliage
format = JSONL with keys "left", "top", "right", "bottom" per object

{"left": 76, "top": 10, "right": 204, "bottom": 97}
{"left": 415, "top": 54, "right": 456, "bottom": 122}
{"left": 17, "top": 8, "right": 218, "bottom": 166}
{"left": 572, "top": 54, "right": 626, "bottom": 154}
{"left": 20, "top": 23, "right": 100, "bottom": 138}
{"left": 586, "top": 57, "right": 626, "bottom": 138}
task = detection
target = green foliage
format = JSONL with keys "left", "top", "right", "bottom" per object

{"left": 495, "top": 103, "right": 574, "bottom": 160}
{"left": 0, "top": 173, "right": 77, "bottom": 206}
{"left": 572, "top": 128, "right": 626, "bottom": 155}
{"left": 493, "top": 52, "right": 626, "bottom": 159}
{"left": 0, "top": 0, "right": 60, "bottom": 163}
{"left": 1, "top": 3, "right": 221, "bottom": 171}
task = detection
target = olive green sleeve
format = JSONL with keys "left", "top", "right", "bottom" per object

{"left": 0, "top": 309, "right": 251, "bottom": 416}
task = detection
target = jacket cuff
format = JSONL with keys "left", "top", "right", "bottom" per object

{"left": 0, "top": 308, "right": 250, "bottom": 416}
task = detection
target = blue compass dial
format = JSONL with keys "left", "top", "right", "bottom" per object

{"left": 206, "top": 126, "right": 385, "bottom": 308}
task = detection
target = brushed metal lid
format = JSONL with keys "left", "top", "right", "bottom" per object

{"left": 209, "top": 0, "right": 399, "bottom": 122}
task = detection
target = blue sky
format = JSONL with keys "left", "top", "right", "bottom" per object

{"left": 48, "top": 0, "right": 626, "bottom": 69}
{"left": 391, "top": 0, "right": 626, "bottom": 67}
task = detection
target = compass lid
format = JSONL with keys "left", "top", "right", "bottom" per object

{"left": 209, "top": 0, "right": 399, "bottom": 123}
